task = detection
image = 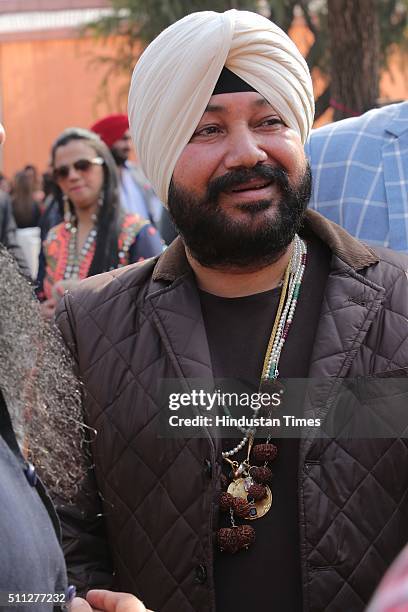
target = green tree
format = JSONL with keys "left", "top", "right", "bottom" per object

{"left": 87, "top": 0, "right": 407, "bottom": 119}
{"left": 265, "top": 0, "right": 407, "bottom": 118}
{"left": 86, "top": 0, "right": 257, "bottom": 108}
{"left": 89, "top": 0, "right": 258, "bottom": 45}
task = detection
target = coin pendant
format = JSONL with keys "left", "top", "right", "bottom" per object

{"left": 227, "top": 477, "right": 272, "bottom": 520}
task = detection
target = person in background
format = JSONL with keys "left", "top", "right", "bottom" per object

{"left": 0, "top": 149, "right": 30, "bottom": 274}
{"left": 91, "top": 114, "right": 164, "bottom": 229}
{"left": 38, "top": 127, "right": 162, "bottom": 319}
{"left": 42, "top": 164, "right": 57, "bottom": 199}
{"left": 23, "top": 163, "right": 45, "bottom": 205}
{"left": 0, "top": 120, "right": 152, "bottom": 612}
{"left": 35, "top": 164, "right": 64, "bottom": 288}
{"left": 38, "top": 163, "right": 63, "bottom": 241}
{"left": 11, "top": 170, "right": 41, "bottom": 228}
{"left": 0, "top": 187, "right": 30, "bottom": 275}
{"left": 305, "top": 101, "right": 408, "bottom": 250}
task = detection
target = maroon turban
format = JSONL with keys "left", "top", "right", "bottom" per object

{"left": 90, "top": 114, "right": 129, "bottom": 148}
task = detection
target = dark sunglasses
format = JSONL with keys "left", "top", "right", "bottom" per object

{"left": 53, "top": 156, "right": 104, "bottom": 181}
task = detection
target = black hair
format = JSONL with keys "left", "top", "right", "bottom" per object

{"left": 51, "top": 127, "right": 122, "bottom": 276}
{"left": 212, "top": 67, "right": 257, "bottom": 95}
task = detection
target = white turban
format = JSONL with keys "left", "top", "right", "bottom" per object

{"left": 128, "top": 9, "right": 314, "bottom": 205}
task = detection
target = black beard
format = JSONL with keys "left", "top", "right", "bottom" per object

{"left": 110, "top": 147, "right": 127, "bottom": 166}
{"left": 168, "top": 162, "right": 312, "bottom": 269}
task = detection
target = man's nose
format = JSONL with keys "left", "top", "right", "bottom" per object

{"left": 224, "top": 128, "right": 268, "bottom": 169}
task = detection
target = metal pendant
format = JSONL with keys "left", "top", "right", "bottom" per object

{"left": 227, "top": 477, "right": 272, "bottom": 520}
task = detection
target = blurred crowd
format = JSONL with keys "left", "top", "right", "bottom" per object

{"left": 0, "top": 114, "right": 177, "bottom": 320}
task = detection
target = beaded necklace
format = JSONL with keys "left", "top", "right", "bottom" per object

{"left": 218, "top": 234, "right": 307, "bottom": 554}
{"left": 63, "top": 201, "right": 98, "bottom": 280}
{"left": 64, "top": 224, "right": 97, "bottom": 280}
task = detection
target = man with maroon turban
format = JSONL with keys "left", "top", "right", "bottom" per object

{"left": 91, "top": 114, "right": 163, "bottom": 229}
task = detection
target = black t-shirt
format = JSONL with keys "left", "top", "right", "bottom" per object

{"left": 199, "top": 236, "right": 331, "bottom": 611}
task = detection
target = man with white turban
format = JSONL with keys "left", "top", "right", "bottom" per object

{"left": 56, "top": 9, "right": 408, "bottom": 612}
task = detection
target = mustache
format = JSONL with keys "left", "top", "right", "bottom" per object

{"left": 206, "top": 164, "right": 290, "bottom": 202}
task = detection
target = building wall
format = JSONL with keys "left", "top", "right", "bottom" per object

{"left": 0, "top": 34, "right": 132, "bottom": 177}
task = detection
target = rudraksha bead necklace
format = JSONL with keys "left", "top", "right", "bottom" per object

{"left": 218, "top": 234, "right": 307, "bottom": 553}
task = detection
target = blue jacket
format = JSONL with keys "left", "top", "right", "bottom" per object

{"left": 305, "top": 102, "right": 408, "bottom": 251}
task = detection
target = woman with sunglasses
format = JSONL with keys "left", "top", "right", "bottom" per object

{"left": 37, "top": 127, "right": 163, "bottom": 318}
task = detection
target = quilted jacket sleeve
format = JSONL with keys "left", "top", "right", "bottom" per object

{"left": 55, "top": 294, "right": 114, "bottom": 594}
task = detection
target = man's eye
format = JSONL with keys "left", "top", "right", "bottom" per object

{"left": 194, "top": 126, "right": 221, "bottom": 137}
{"left": 260, "top": 118, "right": 283, "bottom": 127}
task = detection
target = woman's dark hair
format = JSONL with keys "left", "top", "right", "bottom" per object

{"left": 11, "top": 171, "right": 38, "bottom": 228}
{"left": 51, "top": 127, "right": 122, "bottom": 276}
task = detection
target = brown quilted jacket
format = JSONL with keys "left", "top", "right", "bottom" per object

{"left": 56, "top": 210, "right": 408, "bottom": 612}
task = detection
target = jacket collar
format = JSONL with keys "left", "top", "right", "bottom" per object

{"left": 152, "top": 209, "right": 379, "bottom": 283}
{"left": 384, "top": 101, "right": 408, "bottom": 138}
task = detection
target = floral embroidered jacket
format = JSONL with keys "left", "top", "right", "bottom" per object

{"left": 40, "top": 214, "right": 162, "bottom": 300}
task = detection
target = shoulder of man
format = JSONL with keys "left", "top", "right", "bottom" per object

{"left": 55, "top": 257, "right": 159, "bottom": 351}
{"left": 306, "top": 102, "right": 408, "bottom": 159}
{"left": 361, "top": 245, "right": 408, "bottom": 313}
{"left": 305, "top": 210, "right": 407, "bottom": 275}
{"left": 366, "top": 244, "right": 408, "bottom": 277}
{"left": 125, "top": 162, "right": 155, "bottom": 192}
